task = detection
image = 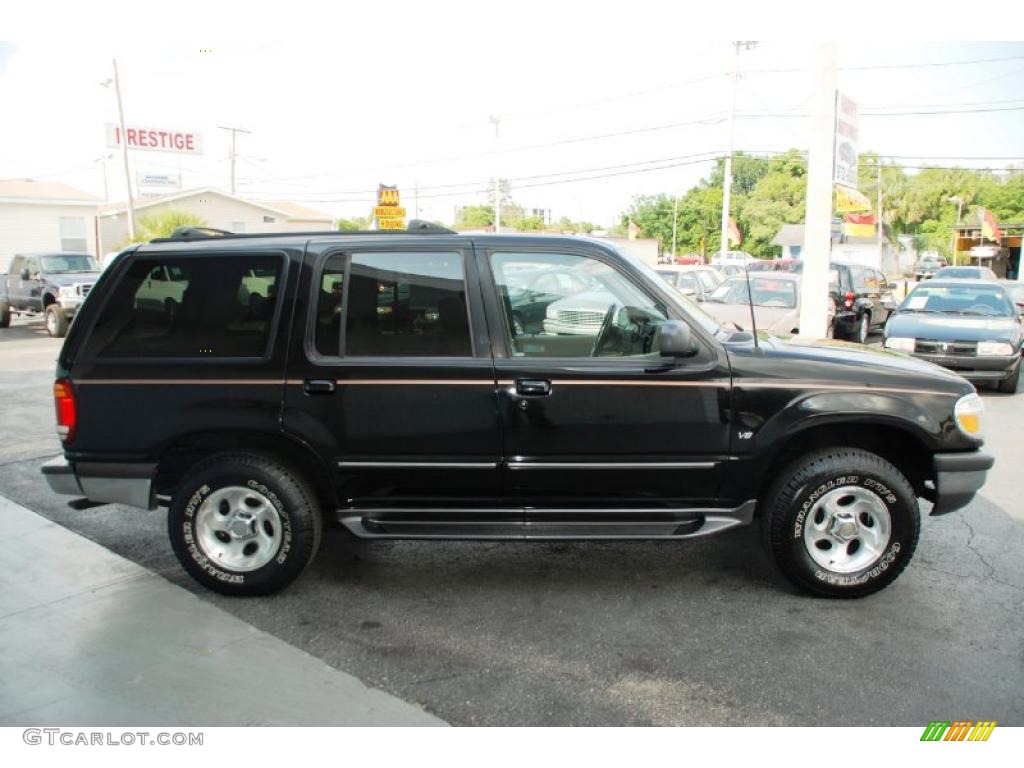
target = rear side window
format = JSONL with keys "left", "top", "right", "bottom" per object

{"left": 82, "top": 254, "right": 283, "bottom": 359}
{"left": 312, "top": 251, "right": 471, "bottom": 357}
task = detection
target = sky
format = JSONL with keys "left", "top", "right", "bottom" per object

{"left": 2, "top": 4, "right": 1023, "bottom": 227}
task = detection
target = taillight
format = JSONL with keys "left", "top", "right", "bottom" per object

{"left": 844, "top": 291, "right": 855, "bottom": 310}
{"left": 53, "top": 378, "right": 77, "bottom": 442}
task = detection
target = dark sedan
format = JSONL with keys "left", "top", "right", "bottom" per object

{"left": 884, "top": 279, "right": 1022, "bottom": 393}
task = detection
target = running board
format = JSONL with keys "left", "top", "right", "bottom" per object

{"left": 337, "top": 500, "right": 756, "bottom": 540}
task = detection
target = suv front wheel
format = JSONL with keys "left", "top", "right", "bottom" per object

{"left": 762, "top": 448, "right": 920, "bottom": 598}
{"left": 168, "top": 452, "right": 322, "bottom": 596}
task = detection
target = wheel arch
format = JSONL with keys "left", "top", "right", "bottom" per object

{"left": 753, "top": 416, "right": 937, "bottom": 510}
{"left": 154, "top": 429, "right": 338, "bottom": 511}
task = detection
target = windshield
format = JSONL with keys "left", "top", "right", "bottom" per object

{"left": 900, "top": 283, "right": 1015, "bottom": 316}
{"left": 40, "top": 254, "right": 98, "bottom": 273}
{"left": 656, "top": 271, "right": 679, "bottom": 288}
{"left": 615, "top": 247, "right": 721, "bottom": 335}
{"left": 710, "top": 276, "right": 798, "bottom": 309}
{"left": 934, "top": 266, "right": 989, "bottom": 279}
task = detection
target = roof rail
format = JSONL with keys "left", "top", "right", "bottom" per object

{"left": 151, "top": 221, "right": 458, "bottom": 243}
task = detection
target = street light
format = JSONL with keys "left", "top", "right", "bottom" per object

{"left": 489, "top": 114, "right": 502, "bottom": 232}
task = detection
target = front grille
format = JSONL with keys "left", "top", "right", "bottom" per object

{"left": 915, "top": 339, "right": 977, "bottom": 357}
{"left": 555, "top": 309, "right": 604, "bottom": 326}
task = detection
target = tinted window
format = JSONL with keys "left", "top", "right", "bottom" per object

{"left": 313, "top": 255, "right": 345, "bottom": 356}
{"left": 491, "top": 251, "right": 671, "bottom": 359}
{"left": 83, "top": 254, "right": 282, "bottom": 358}
{"left": 344, "top": 252, "right": 470, "bottom": 357}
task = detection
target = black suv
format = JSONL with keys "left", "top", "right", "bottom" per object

{"left": 829, "top": 261, "right": 898, "bottom": 344}
{"left": 42, "top": 229, "right": 993, "bottom": 598}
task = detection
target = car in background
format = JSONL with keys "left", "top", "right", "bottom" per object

{"left": 710, "top": 263, "right": 744, "bottom": 277}
{"left": 1001, "top": 280, "right": 1024, "bottom": 316}
{"left": 503, "top": 267, "right": 597, "bottom": 335}
{"left": 933, "top": 265, "right": 998, "bottom": 280}
{"left": 913, "top": 254, "right": 947, "bottom": 281}
{"left": 703, "top": 272, "right": 835, "bottom": 337}
{"left": 656, "top": 265, "right": 722, "bottom": 302}
{"left": 884, "top": 279, "right": 1022, "bottom": 393}
{"left": 710, "top": 250, "right": 752, "bottom": 268}
{"left": 0, "top": 252, "right": 102, "bottom": 337}
{"left": 673, "top": 253, "right": 704, "bottom": 265}
{"left": 830, "top": 261, "right": 898, "bottom": 344}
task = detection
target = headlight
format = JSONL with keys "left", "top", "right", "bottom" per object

{"left": 57, "top": 286, "right": 76, "bottom": 298}
{"left": 885, "top": 336, "right": 915, "bottom": 352}
{"left": 954, "top": 393, "right": 984, "bottom": 439}
{"left": 977, "top": 341, "right": 1013, "bottom": 356}
{"left": 545, "top": 307, "right": 559, "bottom": 320}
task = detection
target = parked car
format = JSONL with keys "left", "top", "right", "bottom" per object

{"left": 830, "top": 261, "right": 899, "bottom": 344}
{"left": 710, "top": 250, "right": 752, "bottom": 267}
{"left": 655, "top": 265, "right": 722, "bottom": 301}
{"left": 674, "top": 253, "right": 704, "bottom": 265}
{"left": 42, "top": 227, "right": 992, "bottom": 599}
{"left": 710, "top": 263, "right": 744, "bottom": 277}
{"left": 0, "top": 252, "right": 101, "bottom": 337}
{"left": 703, "top": 273, "right": 835, "bottom": 337}
{"left": 1001, "top": 280, "right": 1024, "bottom": 316}
{"left": 933, "top": 265, "right": 998, "bottom": 280}
{"left": 884, "top": 279, "right": 1022, "bottom": 393}
{"left": 913, "top": 254, "right": 947, "bottom": 281}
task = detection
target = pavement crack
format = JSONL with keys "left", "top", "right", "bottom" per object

{"left": 953, "top": 516, "right": 1022, "bottom": 591}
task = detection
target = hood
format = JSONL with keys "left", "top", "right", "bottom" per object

{"left": 704, "top": 302, "right": 797, "bottom": 334}
{"left": 41, "top": 271, "right": 100, "bottom": 286}
{"left": 733, "top": 332, "right": 972, "bottom": 393}
{"left": 886, "top": 311, "right": 1022, "bottom": 344}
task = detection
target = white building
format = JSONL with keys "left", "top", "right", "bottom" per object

{"left": 98, "top": 188, "right": 334, "bottom": 257}
{"left": 0, "top": 180, "right": 101, "bottom": 271}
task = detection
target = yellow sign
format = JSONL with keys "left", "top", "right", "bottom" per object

{"left": 374, "top": 206, "right": 406, "bottom": 218}
{"left": 377, "top": 185, "right": 400, "bottom": 206}
{"left": 834, "top": 184, "right": 871, "bottom": 213}
{"left": 378, "top": 218, "right": 405, "bottom": 230}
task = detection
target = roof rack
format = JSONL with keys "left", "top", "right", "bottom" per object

{"left": 152, "top": 220, "right": 457, "bottom": 243}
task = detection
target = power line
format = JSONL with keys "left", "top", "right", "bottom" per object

{"left": 745, "top": 53, "right": 1024, "bottom": 75}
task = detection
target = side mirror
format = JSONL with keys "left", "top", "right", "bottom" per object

{"left": 659, "top": 320, "right": 699, "bottom": 358}
{"left": 20, "top": 268, "right": 30, "bottom": 280}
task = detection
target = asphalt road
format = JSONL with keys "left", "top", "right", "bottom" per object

{"left": 2, "top": 316, "right": 1022, "bottom": 726}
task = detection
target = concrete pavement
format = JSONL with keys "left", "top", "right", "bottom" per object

{"left": 0, "top": 494, "right": 445, "bottom": 726}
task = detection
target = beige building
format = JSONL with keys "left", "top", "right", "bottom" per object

{"left": 98, "top": 188, "right": 334, "bottom": 257}
{"left": 0, "top": 180, "right": 101, "bottom": 271}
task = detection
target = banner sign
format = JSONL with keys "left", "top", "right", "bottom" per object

{"left": 374, "top": 184, "right": 405, "bottom": 230}
{"left": 106, "top": 124, "right": 203, "bottom": 155}
{"left": 834, "top": 184, "right": 871, "bottom": 213}
{"left": 137, "top": 172, "right": 179, "bottom": 188}
{"left": 833, "top": 92, "right": 858, "bottom": 187}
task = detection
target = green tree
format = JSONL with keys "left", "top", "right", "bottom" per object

{"left": 337, "top": 215, "right": 370, "bottom": 231}
{"left": 121, "top": 209, "right": 207, "bottom": 245}
{"left": 455, "top": 205, "right": 494, "bottom": 228}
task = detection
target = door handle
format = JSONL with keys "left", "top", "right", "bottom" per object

{"left": 516, "top": 378, "right": 551, "bottom": 396}
{"left": 303, "top": 378, "right": 336, "bottom": 395}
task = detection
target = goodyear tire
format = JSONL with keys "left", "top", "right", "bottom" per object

{"left": 762, "top": 448, "right": 919, "bottom": 598}
{"left": 0, "top": 301, "right": 10, "bottom": 329}
{"left": 169, "top": 452, "right": 322, "bottom": 596}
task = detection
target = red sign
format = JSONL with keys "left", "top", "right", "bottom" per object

{"left": 105, "top": 124, "right": 204, "bottom": 155}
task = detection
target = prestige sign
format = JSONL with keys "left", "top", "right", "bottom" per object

{"left": 106, "top": 124, "right": 204, "bottom": 155}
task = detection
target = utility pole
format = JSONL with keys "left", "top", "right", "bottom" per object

{"left": 797, "top": 43, "right": 838, "bottom": 339}
{"left": 720, "top": 41, "right": 756, "bottom": 261}
{"left": 489, "top": 114, "right": 502, "bottom": 232}
{"left": 948, "top": 196, "right": 964, "bottom": 265}
{"left": 876, "top": 162, "right": 883, "bottom": 267}
{"left": 94, "top": 153, "right": 113, "bottom": 201}
{"left": 217, "top": 125, "right": 251, "bottom": 194}
{"left": 671, "top": 194, "right": 679, "bottom": 259}
{"left": 109, "top": 59, "right": 136, "bottom": 240}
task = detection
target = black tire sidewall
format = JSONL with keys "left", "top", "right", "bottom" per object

{"left": 767, "top": 450, "right": 919, "bottom": 597}
{"left": 857, "top": 313, "right": 869, "bottom": 344}
{"left": 169, "top": 455, "right": 320, "bottom": 595}
{"left": 45, "top": 305, "right": 67, "bottom": 337}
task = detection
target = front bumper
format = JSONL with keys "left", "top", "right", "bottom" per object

{"left": 931, "top": 450, "right": 994, "bottom": 515}
{"left": 41, "top": 456, "right": 156, "bottom": 510}
{"left": 909, "top": 352, "right": 1019, "bottom": 381}
{"left": 56, "top": 296, "right": 84, "bottom": 314}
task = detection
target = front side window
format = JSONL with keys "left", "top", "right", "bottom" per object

{"left": 343, "top": 251, "right": 471, "bottom": 357}
{"left": 491, "top": 251, "right": 672, "bottom": 359}
{"left": 83, "top": 254, "right": 282, "bottom": 358}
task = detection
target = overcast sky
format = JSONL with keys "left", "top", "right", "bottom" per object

{"left": 2, "top": 4, "right": 1023, "bottom": 226}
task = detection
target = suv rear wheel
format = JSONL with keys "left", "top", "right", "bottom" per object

{"left": 168, "top": 452, "right": 322, "bottom": 596}
{"left": 761, "top": 447, "right": 919, "bottom": 598}
{"left": 854, "top": 313, "right": 870, "bottom": 344}
{"left": 0, "top": 301, "right": 10, "bottom": 328}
